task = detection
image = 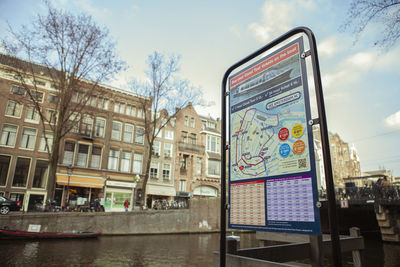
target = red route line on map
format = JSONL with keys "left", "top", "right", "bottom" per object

{"left": 234, "top": 108, "right": 279, "bottom": 175}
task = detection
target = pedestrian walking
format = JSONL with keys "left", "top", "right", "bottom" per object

{"left": 124, "top": 199, "right": 129, "bottom": 212}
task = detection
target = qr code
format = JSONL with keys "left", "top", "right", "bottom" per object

{"left": 298, "top": 158, "right": 307, "bottom": 168}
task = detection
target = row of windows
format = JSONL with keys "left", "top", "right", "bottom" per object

{"left": 152, "top": 141, "right": 173, "bottom": 158}
{"left": 62, "top": 141, "right": 143, "bottom": 174}
{"left": 10, "top": 85, "right": 146, "bottom": 119}
{"left": 150, "top": 162, "right": 171, "bottom": 180}
{"left": 180, "top": 155, "right": 220, "bottom": 177}
{"left": 0, "top": 124, "right": 53, "bottom": 151}
{"left": 0, "top": 155, "right": 48, "bottom": 189}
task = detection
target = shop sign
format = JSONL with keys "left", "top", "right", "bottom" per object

{"left": 106, "top": 180, "right": 136, "bottom": 188}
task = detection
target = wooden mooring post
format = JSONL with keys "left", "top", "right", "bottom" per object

{"left": 214, "top": 228, "right": 364, "bottom": 267}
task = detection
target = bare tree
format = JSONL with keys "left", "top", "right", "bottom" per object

{"left": 131, "top": 51, "right": 203, "bottom": 207}
{"left": 1, "top": 2, "right": 124, "bottom": 201}
{"left": 342, "top": 0, "right": 400, "bottom": 49}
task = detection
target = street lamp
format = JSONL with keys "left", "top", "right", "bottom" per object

{"left": 66, "top": 165, "right": 73, "bottom": 209}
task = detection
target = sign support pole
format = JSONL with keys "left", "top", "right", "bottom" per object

{"left": 221, "top": 27, "right": 342, "bottom": 267}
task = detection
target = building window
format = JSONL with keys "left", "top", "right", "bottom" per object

{"left": 165, "top": 130, "right": 174, "bottom": 140}
{"left": 181, "top": 131, "right": 188, "bottom": 143}
{"left": 47, "top": 94, "right": 58, "bottom": 104}
{"left": 126, "top": 105, "right": 136, "bottom": 117}
{"left": 25, "top": 106, "right": 40, "bottom": 123}
{"left": 76, "top": 144, "right": 89, "bottom": 167}
{"left": 133, "top": 153, "right": 143, "bottom": 174}
{"left": 123, "top": 124, "right": 134, "bottom": 143}
{"left": 180, "top": 154, "right": 189, "bottom": 171}
{"left": 179, "top": 180, "right": 187, "bottom": 192}
{"left": 80, "top": 116, "right": 93, "bottom": 137}
{"left": 162, "top": 163, "right": 171, "bottom": 180}
{"left": 90, "top": 96, "right": 97, "bottom": 107}
{"left": 135, "top": 127, "right": 145, "bottom": 144}
{"left": 30, "top": 91, "right": 44, "bottom": 102}
{"left": 152, "top": 141, "right": 161, "bottom": 156}
{"left": 111, "top": 121, "right": 122, "bottom": 141}
{"left": 184, "top": 116, "right": 189, "bottom": 126}
{"left": 5, "top": 100, "right": 22, "bottom": 117}
{"left": 94, "top": 118, "right": 106, "bottom": 138}
{"left": 207, "top": 159, "right": 220, "bottom": 176}
{"left": 190, "top": 117, "right": 195, "bottom": 128}
{"left": 38, "top": 131, "right": 53, "bottom": 152}
{"left": 137, "top": 108, "right": 144, "bottom": 119}
{"left": 207, "top": 135, "right": 220, "bottom": 153}
{"left": 46, "top": 109, "right": 57, "bottom": 124}
{"left": 196, "top": 157, "right": 202, "bottom": 175}
{"left": 190, "top": 133, "right": 197, "bottom": 145}
{"left": 32, "top": 160, "right": 48, "bottom": 188}
{"left": 90, "top": 146, "right": 102, "bottom": 169}
{"left": 12, "top": 157, "right": 30, "bottom": 187}
{"left": 114, "top": 102, "right": 125, "bottom": 114}
{"left": 63, "top": 141, "right": 75, "bottom": 165}
{"left": 150, "top": 162, "right": 158, "bottom": 179}
{"left": 69, "top": 112, "right": 81, "bottom": 133}
{"left": 11, "top": 85, "right": 26, "bottom": 95}
{"left": 20, "top": 128, "right": 37, "bottom": 150}
{"left": 121, "top": 151, "right": 131, "bottom": 173}
{"left": 0, "top": 155, "right": 11, "bottom": 186}
{"left": 108, "top": 149, "right": 119, "bottom": 171}
{"left": 164, "top": 143, "right": 172, "bottom": 158}
{"left": 0, "top": 124, "right": 18, "bottom": 147}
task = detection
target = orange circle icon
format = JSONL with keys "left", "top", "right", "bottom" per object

{"left": 293, "top": 140, "right": 305, "bottom": 154}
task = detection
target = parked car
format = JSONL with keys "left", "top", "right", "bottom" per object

{"left": 0, "top": 196, "right": 21, "bottom": 215}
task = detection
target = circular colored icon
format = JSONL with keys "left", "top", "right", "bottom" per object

{"left": 279, "top": 143, "right": 291, "bottom": 158}
{"left": 278, "top": 127, "right": 289, "bottom": 141}
{"left": 292, "top": 123, "right": 304, "bottom": 138}
{"left": 293, "top": 140, "right": 306, "bottom": 154}
{"left": 239, "top": 165, "right": 244, "bottom": 171}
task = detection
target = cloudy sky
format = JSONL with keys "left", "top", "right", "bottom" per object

{"left": 1, "top": 0, "right": 399, "bottom": 177}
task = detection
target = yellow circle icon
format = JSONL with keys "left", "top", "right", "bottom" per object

{"left": 292, "top": 123, "right": 304, "bottom": 138}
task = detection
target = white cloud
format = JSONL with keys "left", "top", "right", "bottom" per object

{"left": 384, "top": 111, "right": 400, "bottom": 129}
{"left": 345, "top": 52, "right": 375, "bottom": 70}
{"left": 318, "top": 37, "right": 340, "bottom": 58}
{"left": 248, "top": 0, "right": 316, "bottom": 44}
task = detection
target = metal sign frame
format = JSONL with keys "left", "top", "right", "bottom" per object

{"left": 221, "top": 27, "right": 342, "bottom": 267}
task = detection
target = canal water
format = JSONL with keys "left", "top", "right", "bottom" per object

{"left": 0, "top": 232, "right": 399, "bottom": 266}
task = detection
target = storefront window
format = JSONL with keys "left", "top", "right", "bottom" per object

{"left": 32, "top": 160, "right": 48, "bottom": 188}
{"left": 12, "top": 158, "right": 30, "bottom": 187}
{"left": 0, "top": 155, "right": 11, "bottom": 186}
{"left": 104, "top": 191, "right": 132, "bottom": 211}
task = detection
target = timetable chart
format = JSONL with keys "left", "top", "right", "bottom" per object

{"left": 230, "top": 180, "right": 265, "bottom": 226}
{"left": 266, "top": 175, "right": 315, "bottom": 222}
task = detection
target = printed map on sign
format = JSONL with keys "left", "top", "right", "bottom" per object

{"left": 230, "top": 42, "right": 311, "bottom": 181}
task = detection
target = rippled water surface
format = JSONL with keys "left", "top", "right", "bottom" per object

{"left": 0, "top": 232, "right": 399, "bottom": 266}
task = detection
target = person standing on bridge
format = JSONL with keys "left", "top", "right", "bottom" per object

{"left": 124, "top": 199, "right": 129, "bottom": 212}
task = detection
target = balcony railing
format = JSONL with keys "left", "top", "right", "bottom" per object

{"left": 178, "top": 141, "right": 205, "bottom": 153}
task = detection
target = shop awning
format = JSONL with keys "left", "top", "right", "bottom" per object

{"left": 56, "top": 174, "right": 104, "bottom": 188}
{"left": 146, "top": 184, "right": 176, "bottom": 197}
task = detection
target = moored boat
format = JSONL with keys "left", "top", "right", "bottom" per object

{"left": 0, "top": 229, "right": 101, "bottom": 239}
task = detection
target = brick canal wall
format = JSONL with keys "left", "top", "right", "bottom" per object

{"left": 0, "top": 198, "right": 221, "bottom": 235}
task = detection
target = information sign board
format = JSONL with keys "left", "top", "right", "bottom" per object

{"left": 228, "top": 37, "right": 321, "bottom": 235}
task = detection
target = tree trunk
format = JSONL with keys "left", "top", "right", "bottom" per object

{"left": 46, "top": 135, "right": 61, "bottom": 201}
{"left": 140, "top": 152, "right": 152, "bottom": 208}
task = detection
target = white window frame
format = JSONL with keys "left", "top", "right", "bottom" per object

{"left": 63, "top": 141, "right": 76, "bottom": 165}
{"left": 30, "top": 91, "right": 44, "bottom": 103}
{"left": 38, "top": 131, "right": 53, "bottom": 152}
{"left": 121, "top": 151, "right": 131, "bottom": 173}
{"left": 5, "top": 100, "right": 22, "bottom": 118}
{"left": 10, "top": 85, "right": 26, "bottom": 96}
{"left": 164, "top": 143, "right": 172, "bottom": 158}
{"left": 94, "top": 117, "right": 106, "bottom": 138}
{"left": 25, "top": 106, "right": 40, "bottom": 124}
{"left": 207, "top": 159, "right": 221, "bottom": 177}
{"left": 179, "top": 180, "right": 187, "bottom": 192}
{"left": 123, "top": 124, "right": 134, "bottom": 143}
{"left": 135, "top": 127, "right": 145, "bottom": 144}
{"left": 111, "top": 121, "right": 122, "bottom": 141}
{"left": 19, "top": 127, "right": 37, "bottom": 150}
{"left": 133, "top": 153, "right": 143, "bottom": 174}
{"left": 108, "top": 148, "right": 120, "bottom": 171}
{"left": 165, "top": 130, "right": 174, "bottom": 140}
{"left": 207, "top": 135, "right": 220, "bottom": 153}
{"left": 162, "top": 163, "right": 171, "bottom": 180}
{"left": 150, "top": 162, "right": 159, "bottom": 179}
{"left": 190, "top": 117, "right": 195, "bottom": 128}
{"left": 152, "top": 141, "right": 161, "bottom": 156}
{"left": 90, "top": 145, "right": 102, "bottom": 169}
{"left": 0, "top": 124, "right": 18, "bottom": 147}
